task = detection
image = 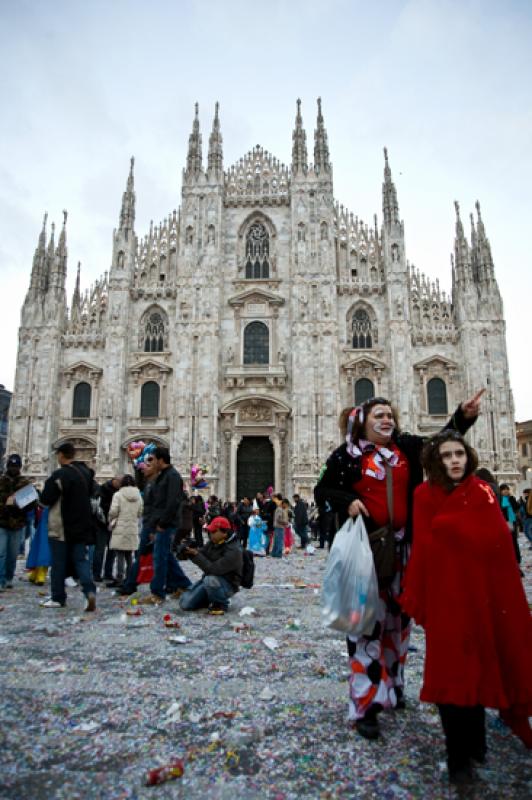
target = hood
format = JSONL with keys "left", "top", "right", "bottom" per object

{"left": 121, "top": 486, "right": 140, "bottom": 502}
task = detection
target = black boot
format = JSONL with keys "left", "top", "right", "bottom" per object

{"left": 355, "top": 708, "right": 380, "bottom": 740}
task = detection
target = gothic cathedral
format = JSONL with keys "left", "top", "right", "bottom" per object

{"left": 8, "top": 100, "right": 517, "bottom": 496}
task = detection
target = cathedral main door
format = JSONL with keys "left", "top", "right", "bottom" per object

{"left": 236, "top": 436, "right": 274, "bottom": 501}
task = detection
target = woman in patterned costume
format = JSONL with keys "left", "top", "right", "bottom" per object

{"left": 402, "top": 431, "right": 532, "bottom": 785}
{"left": 314, "top": 391, "right": 483, "bottom": 739}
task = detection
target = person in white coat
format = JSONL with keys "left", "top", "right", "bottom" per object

{"left": 108, "top": 475, "right": 143, "bottom": 586}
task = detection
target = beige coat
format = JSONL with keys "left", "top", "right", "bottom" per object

{"left": 109, "top": 486, "right": 143, "bottom": 551}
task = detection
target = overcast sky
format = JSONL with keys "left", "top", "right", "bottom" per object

{"left": 1, "top": 0, "right": 531, "bottom": 419}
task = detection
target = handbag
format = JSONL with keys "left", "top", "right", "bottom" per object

{"left": 367, "top": 463, "right": 396, "bottom": 585}
{"left": 322, "top": 516, "right": 379, "bottom": 636}
{"left": 137, "top": 553, "right": 154, "bottom": 584}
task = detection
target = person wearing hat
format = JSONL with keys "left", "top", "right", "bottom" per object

{"left": 0, "top": 454, "right": 32, "bottom": 591}
{"left": 178, "top": 516, "right": 243, "bottom": 615}
{"left": 40, "top": 441, "right": 97, "bottom": 611}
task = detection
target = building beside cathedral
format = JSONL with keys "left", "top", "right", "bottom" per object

{"left": 8, "top": 99, "right": 518, "bottom": 497}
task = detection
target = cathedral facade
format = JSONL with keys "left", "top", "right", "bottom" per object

{"left": 8, "top": 100, "right": 518, "bottom": 497}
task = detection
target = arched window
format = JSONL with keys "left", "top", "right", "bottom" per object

{"left": 245, "top": 223, "right": 270, "bottom": 279}
{"left": 297, "top": 223, "right": 306, "bottom": 242}
{"left": 144, "top": 312, "right": 165, "bottom": 352}
{"left": 320, "top": 221, "right": 328, "bottom": 240}
{"left": 427, "top": 377, "right": 448, "bottom": 415}
{"left": 243, "top": 321, "right": 269, "bottom": 365}
{"left": 354, "top": 378, "right": 375, "bottom": 406}
{"left": 352, "top": 309, "right": 373, "bottom": 349}
{"left": 207, "top": 224, "right": 216, "bottom": 245}
{"left": 185, "top": 226, "right": 194, "bottom": 245}
{"left": 141, "top": 381, "right": 160, "bottom": 418}
{"left": 72, "top": 382, "right": 91, "bottom": 418}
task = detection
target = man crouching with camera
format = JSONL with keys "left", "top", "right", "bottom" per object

{"left": 177, "top": 516, "right": 243, "bottom": 616}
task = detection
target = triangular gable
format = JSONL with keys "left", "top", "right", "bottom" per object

{"left": 342, "top": 354, "right": 387, "bottom": 372}
{"left": 228, "top": 288, "right": 284, "bottom": 307}
{"left": 413, "top": 355, "right": 458, "bottom": 371}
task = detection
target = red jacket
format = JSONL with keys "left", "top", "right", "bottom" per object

{"left": 402, "top": 476, "right": 532, "bottom": 714}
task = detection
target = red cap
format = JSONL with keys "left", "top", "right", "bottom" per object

{"left": 206, "top": 516, "right": 232, "bottom": 533}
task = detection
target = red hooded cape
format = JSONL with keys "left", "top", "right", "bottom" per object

{"left": 402, "top": 475, "right": 532, "bottom": 714}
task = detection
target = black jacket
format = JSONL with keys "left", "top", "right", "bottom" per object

{"left": 293, "top": 499, "right": 309, "bottom": 528}
{"left": 41, "top": 461, "right": 95, "bottom": 544}
{"left": 152, "top": 465, "right": 183, "bottom": 529}
{"left": 0, "top": 473, "right": 32, "bottom": 530}
{"left": 262, "top": 499, "right": 276, "bottom": 529}
{"left": 191, "top": 532, "right": 244, "bottom": 591}
{"left": 314, "top": 405, "right": 475, "bottom": 543}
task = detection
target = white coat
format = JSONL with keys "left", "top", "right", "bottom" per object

{"left": 108, "top": 486, "right": 143, "bottom": 551}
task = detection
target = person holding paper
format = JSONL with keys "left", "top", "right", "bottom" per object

{"left": 0, "top": 454, "right": 33, "bottom": 591}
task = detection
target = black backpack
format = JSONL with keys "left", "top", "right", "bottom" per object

{"left": 240, "top": 550, "right": 255, "bottom": 589}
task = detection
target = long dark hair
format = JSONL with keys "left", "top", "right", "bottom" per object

{"left": 339, "top": 397, "right": 400, "bottom": 443}
{"left": 422, "top": 430, "right": 478, "bottom": 491}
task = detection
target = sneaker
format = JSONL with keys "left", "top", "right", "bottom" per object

{"left": 84, "top": 593, "right": 96, "bottom": 613}
{"left": 40, "top": 599, "right": 65, "bottom": 608}
{"left": 207, "top": 603, "right": 226, "bottom": 616}
{"left": 5, "top": 582, "right": 13, "bottom": 589}
{"left": 105, "top": 579, "right": 118, "bottom": 588}
{"left": 65, "top": 577, "right": 77, "bottom": 588}
{"left": 139, "top": 594, "right": 164, "bottom": 606}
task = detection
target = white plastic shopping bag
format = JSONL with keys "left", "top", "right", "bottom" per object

{"left": 322, "top": 516, "right": 379, "bottom": 636}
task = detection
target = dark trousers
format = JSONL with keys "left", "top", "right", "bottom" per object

{"left": 239, "top": 524, "right": 249, "bottom": 549}
{"left": 92, "top": 526, "right": 109, "bottom": 580}
{"left": 193, "top": 523, "right": 204, "bottom": 549}
{"left": 437, "top": 704, "right": 486, "bottom": 772}
{"left": 49, "top": 538, "right": 96, "bottom": 605}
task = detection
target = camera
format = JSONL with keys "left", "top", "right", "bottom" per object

{"left": 175, "top": 537, "right": 197, "bottom": 559}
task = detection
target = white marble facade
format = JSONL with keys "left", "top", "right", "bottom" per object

{"left": 8, "top": 100, "right": 518, "bottom": 497}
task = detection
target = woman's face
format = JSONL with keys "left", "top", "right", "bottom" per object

{"left": 439, "top": 441, "right": 468, "bottom": 482}
{"left": 364, "top": 404, "right": 395, "bottom": 444}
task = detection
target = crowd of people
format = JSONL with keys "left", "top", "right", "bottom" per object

{"left": 1, "top": 387, "right": 531, "bottom": 787}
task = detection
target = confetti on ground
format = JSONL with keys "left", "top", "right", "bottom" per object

{"left": 1, "top": 545, "right": 531, "bottom": 799}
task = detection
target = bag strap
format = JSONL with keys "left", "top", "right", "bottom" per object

{"left": 384, "top": 462, "right": 394, "bottom": 530}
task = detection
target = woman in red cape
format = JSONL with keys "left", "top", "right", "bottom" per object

{"left": 402, "top": 430, "right": 532, "bottom": 785}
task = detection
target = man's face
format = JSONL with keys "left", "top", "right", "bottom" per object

{"left": 501, "top": 487, "right": 510, "bottom": 497}
{"left": 57, "top": 453, "right": 67, "bottom": 466}
{"left": 144, "top": 456, "right": 157, "bottom": 479}
{"left": 111, "top": 478, "right": 121, "bottom": 490}
{"left": 209, "top": 528, "right": 228, "bottom": 545}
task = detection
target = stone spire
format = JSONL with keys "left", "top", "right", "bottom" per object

{"left": 186, "top": 102, "right": 203, "bottom": 178}
{"left": 119, "top": 157, "right": 136, "bottom": 231}
{"left": 314, "top": 97, "right": 331, "bottom": 175}
{"left": 292, "top": 98, "right": 308, "bottom": 175}
{"left": 207, "top": 102, "right": 223, "bottom": 179}
{"left": 49, "top": 210, "right": 68, "bottom": 292}
{"left": 453, "top": 201, "right": 471, "bottom": 284}
{"left": 29, "top": 212, "right": 48, "bottom": 293}
{"left": 382, "top": 147, "right": 400, "bottom": 227}
{"left": 472, "top": 200, "right": 495, "bottom": 284}
{"left": 71, "top": 261, "right": 81, "bottom": 316}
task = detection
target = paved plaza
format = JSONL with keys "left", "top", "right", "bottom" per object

{"left": 1, "top": 546, "right": 531, "bottom": 799}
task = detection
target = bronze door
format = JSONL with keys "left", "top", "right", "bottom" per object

{"left": 236, "top": 436, "right": 274, "bottom": 501}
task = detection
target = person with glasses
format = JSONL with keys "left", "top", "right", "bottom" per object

{"left": 314, "top": 390, "right": 484, "bottom": 740}
{"left": 402, "top": 431, "right": 532, "bottom": 785}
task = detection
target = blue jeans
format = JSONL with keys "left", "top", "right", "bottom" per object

{"left": 179, "top": 575, "right": 234, "bottom": 611}
{"left": 150, "top": 527, "right": 191, "bottom": 599}
{"left": 524, "top": 518, "right": 532, "bottom": 546}
{"left": 271, "top": 527, "right": 284, "bottom": 558}
{"left": 0, "top": 527, "right": 23, "bottom": 587}
{"left": 49, "top": 539, "right": 96, "bottom": 605}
